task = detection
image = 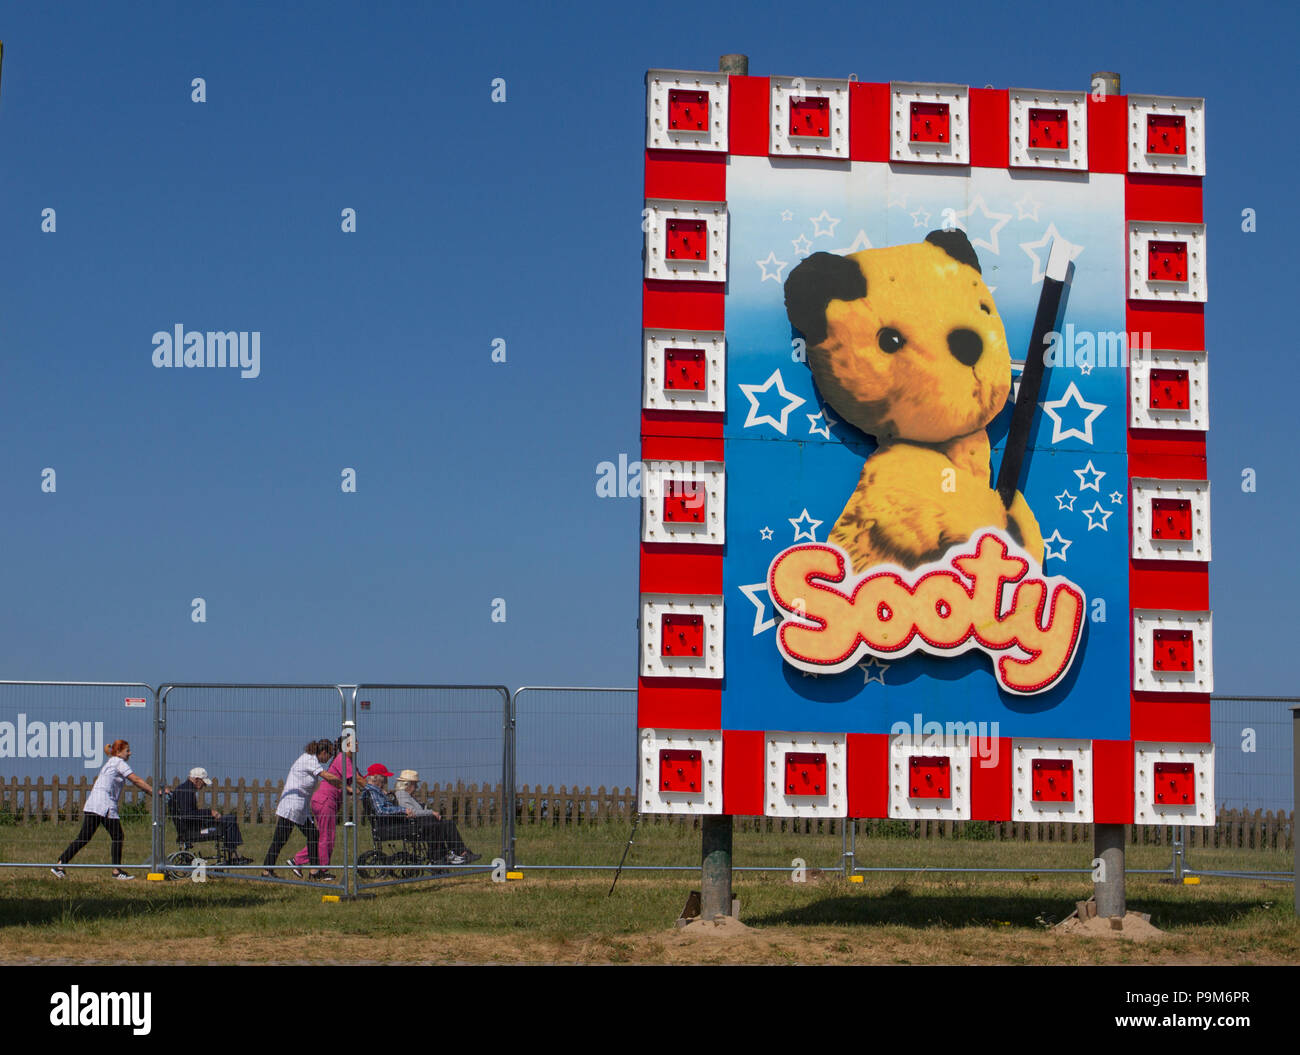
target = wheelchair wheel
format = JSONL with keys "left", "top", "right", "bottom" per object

{"left": 357, "top": 850, "right": 386, "bottom": 881}
{"left": 390, "top": 851, "right": 420, "bottom": 879}
{"left": 165, "top": 850, "right": 195, "bottom": 881}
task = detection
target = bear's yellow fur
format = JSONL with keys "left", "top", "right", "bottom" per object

{"left": 787, "top": 233, "right": 1043, "bottom": 573}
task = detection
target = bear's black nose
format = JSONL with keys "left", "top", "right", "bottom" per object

{"left": 948, "top": 328, "right": 983, "bottom": 367}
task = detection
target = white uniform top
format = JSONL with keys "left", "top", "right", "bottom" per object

{"left": 276, "top": 753, "right": 324, "bottom": 824}
{"left": 83, "top": 756, "right": 134, "bottom": 819}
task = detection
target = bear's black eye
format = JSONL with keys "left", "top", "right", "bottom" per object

{"left": 877, "top": 327, "right": 907, "bottom": 353}
{"left": 979, "top": 302, "right": 992, "bottom": 314}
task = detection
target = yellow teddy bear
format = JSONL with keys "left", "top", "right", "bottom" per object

{"left": 784, "top": 229, "right": 1044, "bottom": 573}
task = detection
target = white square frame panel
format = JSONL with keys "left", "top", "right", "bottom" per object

{"left": 639, "top": 727, "right": 723, "bottom": 814}
{"left": 1008, "top": 88, "right": 1088, "bottom": 170}
{"left": 1131, "top": 478, "right": 1211, "bottom": 562}
{"left": 1134, "top": 741, "right": 1215, "bottom": 826}
{"left": 641, "top": 460, "right": 726, "bottom": 546}
{"left": 1132, "top": 609, "right": 1213, "bottom": 693}
{"left": 888, "top": 733, "right": 971, "bottom": 820}
{"left": 1128, "top": 221, "right": 1206, "bottom": 302}
{"left": 644, "top": 199, "right": 728, "bottom": 283}
{"left": 1128, "top": 94, "right": 1206, "bottom": 177}
{"left": 642, "top": 328, "right": 726, "bottom": 412}
{"left": 640, "top": 593, "right": 724, "bottom": 679}
{"left": 769, "top": 75, "right": 850, "bottom": 159}
{"left": 1129, "top": 347, "right": 1208, "bottom": 431}
{"left": 1010, "top": 739, "right": 1093, "bottom": 823}
{"left": 646, "top": 69, "right": 729, "bottom": 153}
{"left": 890, "top": 82, "right": 969, "bottom": 165}
{"left": 764, "top": 732, "right": 847, "bottom": 818}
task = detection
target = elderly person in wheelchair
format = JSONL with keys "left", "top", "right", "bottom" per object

{"left": 358, "top": 763, "right": 479, "bottom": 877}
{"left": 165, "top": 766, "right": 252, "bottom": 876}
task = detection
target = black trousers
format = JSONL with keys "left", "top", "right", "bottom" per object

{"left": 263, "top": 816, "right": 320, "bottom": 868}
{"left": 59, "top": 812, "right": 125, "bottom": 866}
{"left": 411, "top": 817, "right": 469, "bottom": 858}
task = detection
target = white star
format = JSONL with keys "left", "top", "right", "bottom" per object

{"left": 1082, "top": 501, "right": 1114, "bottom": 532}
{"left": 780, "top": 210, "right": 793, "bottom": 222}
{"left": 1109, "top": 491, "right": 1124, "bottom": 505}
{"left": 791, "top": 234, "right": 813, "bottom": 258}
{"left": 1055, "top": 490, "right": 1077, "bottom": 511}
{"left": 757, "top": 251, "right": 789, "bottom": 283}
{"left": 1020, "top": 223, "right": 1084, "bottom": 284}
{"left": 910, "top": 207, "right": 931, "bottom": 228}
{"left": 1043, "top": 529, "right": 1073, "bottom": 561}
{"left": 807, "top": 409, "right": 835, "bottom": 439}
{"left": 835, "top": 229, "right": 873, "bottom": 254}
{"left": 1014, "top": 192, "right": 1041, "bottom": 222}
{"left": 948, "top": 195, "right": 1012, "bottom": 255}
{"left": 789, "top": 508, "right": 823, "bottom": 542}
{"left": 738, "top": 582, "right": 777, "bottom": 636}
{"left": 887, "top": 191, "right": 908, "bottom": 209}
{"left": 858, "top": 657, "right": 889, "bottom": 685}
{"left": 810, "top": 210, "right": 840, "bottom": 237}
{"left": 1041, "top": 382, "right": 1106, "bottom": 445}
{"left": 760, "top": 526, "right": 774, "bottom": 540}
{"left": 1078, "top": 359, "right": 1094, "bottom": 376}
{"left": 738, "top": 369, "right": 807, "bottom": 435}
{"left": 1073, "top": 459, "right": 1106, "bottom": 492}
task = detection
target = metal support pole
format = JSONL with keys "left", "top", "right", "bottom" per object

{"left": 1091, "top": 70, "right": 1121, "bottom": 97}
{"left": 1172, "top": 825, "right": 1185, "bottom": 882}
{"left": 719, "top": 54, "right": 748, "bottom": 77}
{"left": 701, "top": 815, "right": 733, "bottom": 918}
{"left": 1292, "top": 706, "right": 1299, "bottom": 916}
{"left": 1093, "top": 823, "right": 1126, "bottom": 918}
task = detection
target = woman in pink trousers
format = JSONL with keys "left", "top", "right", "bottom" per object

{"left": 289, "top": 738, "right": 354, "bottom": 879}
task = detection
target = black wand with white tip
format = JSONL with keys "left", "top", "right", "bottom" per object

{"left": 996, "top": 240, "right": 1074, "bottom": 509}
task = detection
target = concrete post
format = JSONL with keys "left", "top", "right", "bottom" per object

{"left": 1093, "top": 823, "right": 1126, "bottom": 918}
{"left": 701, "top": 815, "right": 733, "bottom": 918}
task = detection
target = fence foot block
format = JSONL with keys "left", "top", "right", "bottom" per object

{"left": 146, "top": 873, "right": 165, "bottom": 882}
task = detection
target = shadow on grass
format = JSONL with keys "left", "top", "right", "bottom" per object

{"left": 745, "top": 888, "right": 1275, "bottom": 930}
{"left": 0, "top": 889, "right": 273, "bottom": 928}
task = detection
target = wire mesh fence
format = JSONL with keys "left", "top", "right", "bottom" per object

{"left": 0, "top": 681, "right": 156, "bottom": 873}
{"left": 0, "top": 683, "right": 1294, "bottom": 884}
{"left": 350, "top": 685, "right": 508, "bottom": 892}
{"left": 158, "top": 684, "right": 349, "bottom": 887}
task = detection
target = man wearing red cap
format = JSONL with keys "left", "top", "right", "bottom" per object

{"left": 360, "top": 763, "right": 410, "bottom": 819}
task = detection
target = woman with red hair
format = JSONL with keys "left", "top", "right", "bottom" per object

{"left": 52, "top": 739, "right": 155, "bottom": 879}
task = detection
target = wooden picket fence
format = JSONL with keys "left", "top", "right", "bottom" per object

{"left": 0, "top": 775, "right": 1293, "bottom": 852}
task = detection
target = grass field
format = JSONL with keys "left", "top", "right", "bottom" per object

{"left": 1, "top": 819, "right": 1295, "bottom": 964}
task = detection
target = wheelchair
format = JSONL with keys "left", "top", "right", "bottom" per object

{"left": 163, "top": 791, "right": 249, "bottom": 879}
{"left": 357, "top": 792, "right": 447, "bottom": 880}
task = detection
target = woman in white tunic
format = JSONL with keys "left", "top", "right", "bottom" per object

{"left": 52, "top": 739, "right": 155, "bottom": 879}
{"left": 262, "top": 739, "right": 343, "bottom": 879}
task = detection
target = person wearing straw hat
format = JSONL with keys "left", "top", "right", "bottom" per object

{"left": 393, "top": 769, "right": 480, "bottom": 866}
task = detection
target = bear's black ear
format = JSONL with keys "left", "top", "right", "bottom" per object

{"left": 783, "top": 252, "right": 867, "bottom": 347}
{"left": 925, "top": 228, "right": 982, "bottom": 274}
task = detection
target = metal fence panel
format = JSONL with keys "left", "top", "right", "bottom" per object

{"left": 1212, "top": 696, "right": 1296, "bottom": 812}
{"left": 0, "top": 681, "right": 156, "bottom": 871}
{"left": 350, "top": 685, "right": 508, "bottom": 892}
{"left": 158, "top": 684, "right": 347, "bottom": 887}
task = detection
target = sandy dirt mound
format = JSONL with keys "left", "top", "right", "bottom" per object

{"left": 676, "top": 915, "right": 751, "bottom": 937}
{"left": 1057, "top": 911, "right": 1164, "bottom": 941}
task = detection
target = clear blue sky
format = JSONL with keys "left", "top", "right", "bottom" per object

{"left": 0, "top": 0, "right": 1294, "bottom": 696}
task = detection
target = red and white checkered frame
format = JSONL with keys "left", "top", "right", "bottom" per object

{"left": 638, "top": 72, "right": 1211, "bottom": 824}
